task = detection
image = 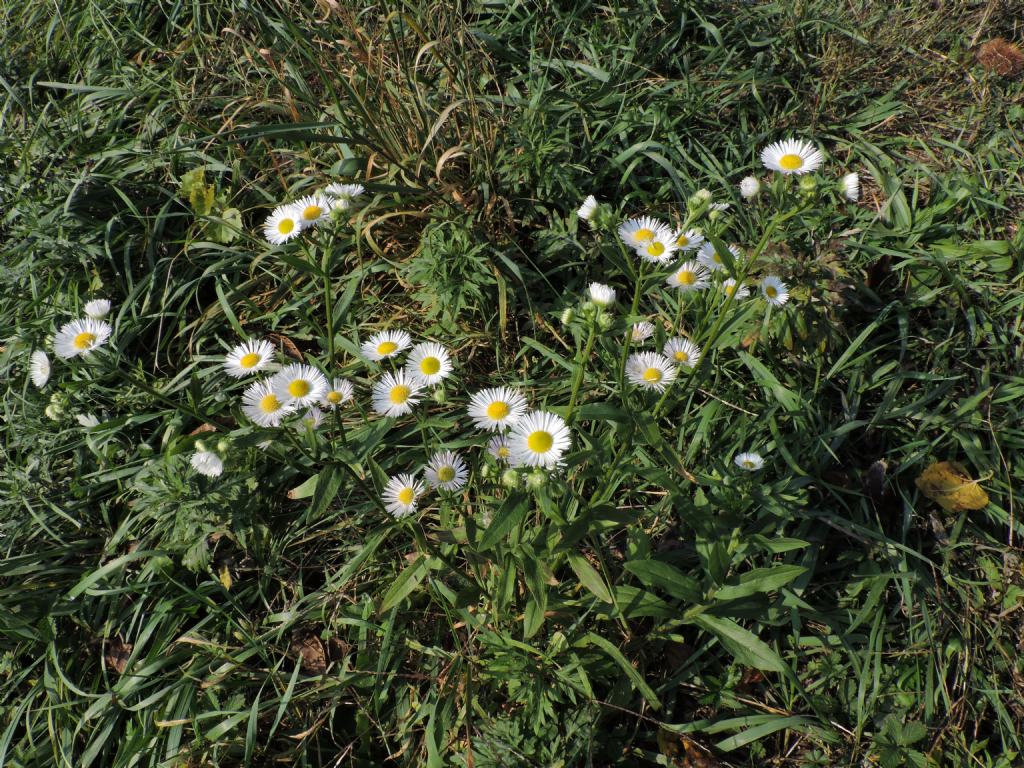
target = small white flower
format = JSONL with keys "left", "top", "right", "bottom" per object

{"left": 77, "top": 413, "right": 100, "bottom": 428}
{"left": 618, "top": 216, "right": 671, "bottom": 250}
{"left": 577, "top": 195, "right": 598, "bottom": 226}
{"left": 404, "top": 342, "right": 453, "bottom": 386}
{"left": 842, "top": 172, "right": 860, "bottom": 201}
{"left": 300, "top": 407, "right": 325, "bottom": 430}
{"left": 468, "top": 386, "right": 528, "bottom": 431}
{"left": 508, "top": 411, "right": 572, "bottom": 469}
{"left": 634, "top": 228, "right": 678, "bottom": 265}
{"left": 697, "top": 242, "right": 741, "bottom": 273}
{"left": 53, "top": 318, "right": 112, "bottom": 359}
{"left": 625, "top": 352, "right": 677, "bottom": 392}
{"left": 242, "top": 379, "right": 297, "bottom": 427}
{"left": 321, "top": 378, "right": 355, "bottom": 408}
{"left": 709, "top": 202, "right": 731, "bottom": 212}
{"left": 487, "top": 434, "right": 513, "bottom": 462}
{"left": 191, "top": 451, "right": 224, "bottom": 477}
{"left": 666, "top": 260, "right": 710, "bottom": 292}
{"left": 262, "top": 203, "right": 303, "bottom": 244}
{"left": 270, "top": 364, "right": 329, "bottom": 408}
{"left": 84, "top": 299, "right": 112, "bottom": 319}
{"left": 382, "top": 473, "right": 425, "bottom": 519}
{"left": 721, "top": 279, "right": 750, "bottom": 301}
{"left": 371, "top": 370, "right": 424, "bottom": 418}
{"left": 223, "top": 338, "right": 275, "bottom": 378}
{"left": 424, "top": 450, "right": 469, "bottom": 491}
{"left": 587, "top": 282, "right": 616, "bottom": 307}
{"left": 760, "top": 276, "right": 790, "bottom": 307}
{"left": 662, "top": 337, "right": 701, "bottom": 369}
{"left": 324, "top": 183, "right": 365, "bottom": 202}
{"left": 760, "top": 139, "right": 824, "bottom": 175}
{"left": 631, "top": 321, "right": 655, "bottom": 343}
{"left": 29, "top": 350, "right": 50, "bottom": 388}
{"left": 673, "top": 228, "right": 705, "bottom": 252}
{"left": 740, "top": 176, "right": 761, "bottom": 199}
{"left": 293, "top": 193, "right": 333, "bottom": 227}
{"left": 734, "top": 452, "right": 765, "bottom": 471}
{"left": 361, "top": 329, "right": 413, "bottom": 361}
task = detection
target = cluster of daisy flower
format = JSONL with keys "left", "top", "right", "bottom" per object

{"left": 28, "top": 299, "right": 114, "bottom": 390}
{"left": 262, "top": 183, "right": 365, "bottom": 244}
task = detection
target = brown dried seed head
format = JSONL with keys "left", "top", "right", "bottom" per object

{"left": 977, "top": 38, "right": 1024, "bottom": 77}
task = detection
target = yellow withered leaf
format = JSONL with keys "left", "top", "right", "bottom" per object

{"left": 915, "top": 461, "right": 989, "bottom": 511}
{"left": 218, "top": 564, "right": 233, "bottom": 590}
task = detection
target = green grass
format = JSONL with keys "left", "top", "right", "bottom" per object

{"left": 2, "top": 1, "right": 1023, "bottom": 766}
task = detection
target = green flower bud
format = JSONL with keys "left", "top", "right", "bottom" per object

{"left": 560, "top": 307, "right": 576, "bottom": 326}
{"left": 596, "top": 310, "right": 614, "bottom": 331}
{"left": 501, "top": 469, "right": 520, "bottom": 489}
{"left": 432, "top": 387, "right": 447, "bottom": 405}
{"left": 798, "top": 175, "right": 818, "bottom": 196}
{"left": 526, "top": 469, "right": 548, "bottom": 489}
{"left": 216, "top": 439, "right": 230, "bottom": 455}
{"left": 194, "top": 439, "right": 208, "bottom": 453}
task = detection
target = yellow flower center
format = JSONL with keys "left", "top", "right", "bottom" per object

{"left": 259, "top": 393, "right": 281, "bottom": 413}
{"left": 486, "top": 401, "right": 510, "bottom": 420}
{"left": 437, "top": 466, "right": 456, "bottom": 483}
{"left": 497, "top": 446, "right": 510, "bottom": 458}
{"left": 742, "top": 460, "right": 756, "bottom": 468}
{"left": 239, "top": 352, "right": 261, "bottom": 369}
{"left": 725, "top": 284, "right": 737, "bottom": 296}
{"left": 527, "top": 430, "right": 553, "bottom": 454}
{"left": 390, "top": 385, "right": 410, "bottom": 404}
{"left": 277, "top": 218, "right": 295, "bottom": 235}
{"left": 377, "top": 341, "right": 398, "bottom": 356}
{"left": 326, "top": 391, "right": 342, "bottom": 404}
{"left": 779, "top": 153, "right": 804, "bottom": 171}
{"left": 677, "top": 270, "right": 696, "bottom": 286}
{"left": 713, "top": 252, "right": 723, "bottom": 264}
{"left": 642, "top": 367, "right": 663, "bottom": 383}
{"left": 397, "top": 487, "right": 414, "bottom": 505}
{"left": 73, "top": 332, "right": 96, "bottom": 350}
{"left": 674, "top": 351, "right": 689, "bottom": 362}
{"left": 288, "top": 380, "right": 310, "bottom": 398}
{"left": 303, "top": 205, "right": 322, "bottom": 220}
{"left": 765, "top": 286, "right": 778, "bottom": 298}
{"left": 420, "top": 357, "right": 441, "bottom": 375}
{"left": 676, "top": 234, "right": 689, "bottom": 247}
{"left": 646, "top": 241, "right": 665, "bottom": 258}
{"left": 634, "top": 228, "right": 655, "bottom": 242}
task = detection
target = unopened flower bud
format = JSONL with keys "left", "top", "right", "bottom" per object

{"left": 560, "top": 307, "right": 576, "bottom": 326}
{"left": 526, "top": 469, "right": 548, "bottom": 489}
{"left": 501, "top": 469, "right": 520, "bottom": 489}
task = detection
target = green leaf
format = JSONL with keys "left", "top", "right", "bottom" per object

{"left": 478, "top": 493, "right": 530, "bottom": 550}
{"left": 568, "top": 553, "right": 612, "bottom": 603}
{"left": 579, "top": 632, "right": 660, "bottom": 710}
{"left": 712, "top": 565, "right": 806, "bottom": 602}
{"left": 380, "top": 557, "right": 429, "bottom": 613}
{"left": 693, "top": 614, "right": 787, "bottom": 672}
{"left": 624, "top": 559, "right": 702, "bottom": 602}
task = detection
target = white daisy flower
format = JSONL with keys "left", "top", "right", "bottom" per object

{"left": 53, "top": 318, "right": 112, "bottom": 359}
{"left": 760, "top": 276, "right": 790, "bottom": 307}
{"left": 300, "top": 407, "right": 325, "bottom": 430}
{"left": 294, "top": 193, "right": 333, "bottom": 227}
{"left": 625, "top": 352, "right": 677, "bottom": 391}
{"left": 382, "top": 473, "right": 425, "bottom": 519}
{"left": 673, "top": 228, "right": 705, "bottom": 252}
{"left": 270, "top": 363, "right": 329, "bottom": 408}
{"left": 371, "top": 370, "right": 424, "bottom": 418}
{"left": 631, "top": 322, "right": 655, "bottom": 343}
{"left": 242, "top": 379, "right": 296, "bottom": 427}
{"left": 223, "top": 338, "right": 275, "bottom": 378}
{"left": 662, "top": 337, "right": 701, "bottom": 369}
{"left": 262, "top": 203, "right": 303, "bottom": 244}
{"left": 29, "top": 350, "right": 51, "bottom": 388}
{"left": 587, "top": 282, "right": 616, "bottom": 307}
{"left": 697, "top": 242, "right": 741, "bottom": 273}
{"left": 634, "top": 227, "right": 678, "bottom": 264}
{"left": 191, "top": 451, "right": 224, "bottom": 477}
{"left": 508, "top": 411, "right": 572, "bottom": 469}
{"left": 740, "top": 176, "right": 761, "bottom": 199}
{"left": 666, "top": 260, "right": 710, "bottom": 292}
{"left": 721, "top": 279, "right": 750, "bottom": 301}
{"left": 324, "top": 183, "right": 365, "bottom": 202}
{"left": 321, "top": 378, "right": 355, "bottom": 408}
{"left": 734, "top": 452, "right": 765, "bottom": 471}
{"left": 467, "top": 386, "right": 528, "bottom": 431}
{"left": 577, "top": 195, "right": 598, "bottom": 226}
{"left": 83, "top": 299, "right": 111, "bottom": 319}
{"left": 404, "top": 342, "right": 453, "bottom": 386}
{"left": 760, "top": 139, "right": 824, "bottom": 175}
{"left": 709, "top": 202, "right": 731, "bottom": 212}
{"left": 842, "top": 172, "right": 860, "bottom": 201}
{"left": 424, "top": 450, "right": 469, "bottom": 491}
{"left": 617, "top": 216, "right": 671, "bottom": 249}
{"left": 487, "top": 434, "right": 513, "bottom": 463}
{"left": 361, "top": 329, "right": 413, "bottom": 361}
